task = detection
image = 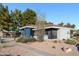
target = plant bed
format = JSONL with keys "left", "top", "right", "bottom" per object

{"left": 16, "top": 37, "right": 37, "bottom": 43}
{"left": 65, "top": 38, "right": 77, "bottom": 45}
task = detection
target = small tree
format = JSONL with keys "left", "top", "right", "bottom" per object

{"left": 35, "top": 15, "right": 45, "bottom": 41}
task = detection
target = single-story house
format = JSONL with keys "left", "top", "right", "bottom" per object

{"left": 0, "top": 29, "right": 15, "bottom": 42}
{"left": 0, "top": 29, "right": 15, "bottom": 38}
{"left": 19, "top": 24, "right": 74, "bottom": 40}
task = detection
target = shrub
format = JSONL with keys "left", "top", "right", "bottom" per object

{"left": 16, "top": 37, "right": 27, "bottom": 43}
{"left": 65, "top": 38, "right": 77, "bottom": 45}
{"left": 27, "top": 37, "right": 37, "bottom": 42}
{"left": 16, "top": 37, "right": 36, "bottom": 43}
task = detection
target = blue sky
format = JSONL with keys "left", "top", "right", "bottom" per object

{"left": 3, "top": 3, "right": 79, "bottom": 29}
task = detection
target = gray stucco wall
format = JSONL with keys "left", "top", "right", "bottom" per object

{"left": 57, "top": 28, "right": 70, "bottom": 40}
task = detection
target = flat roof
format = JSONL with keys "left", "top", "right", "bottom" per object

{"left": 19, "top": 25, "right": 36, "bottom": 29}
{"left": 19, "top": 24, "right": 74, "bottom": 30}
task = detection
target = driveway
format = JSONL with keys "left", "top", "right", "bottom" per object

{"left": 16, "top": 43, "right": 54, "bottom": 56}
{"left": 0, "top": 41, "right": 54, "bottom": 56}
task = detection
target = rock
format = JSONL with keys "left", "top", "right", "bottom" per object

{"left": 52, "top": 46, "right": 56, "bottom": 48}
{"left": 65, "top": 48, "right": 72, "bottom": 53}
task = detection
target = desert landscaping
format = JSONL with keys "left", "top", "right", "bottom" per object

{"left": 0, "top": 3, "right": 79, "bottom": 56}
{"left": 0, "top": 40, "right": 79, "bottom": 56}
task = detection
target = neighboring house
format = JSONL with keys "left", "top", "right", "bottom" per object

{"left": 19, "top": 24, "right": 74, "bottom": 40}
{"left": 0, "top": 30, "right": 15, "bottom": 41}
{"left": 0, "top": 29, "right": 14, "bottom": 38}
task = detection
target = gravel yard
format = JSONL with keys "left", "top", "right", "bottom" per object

{"left": 0, "top": 41, "right": 79, "bottom": 56}
{"left": 23, "top": 41, "right": 79, "bottom": 56}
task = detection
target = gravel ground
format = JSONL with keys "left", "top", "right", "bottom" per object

{"left": 0, "top": 41, "right": 79, "bottom": 56}
{"left": 23, "top": 41, "right": 79, "bottom": 56}
{"left": 0, "top": 41, "right": 38, "bottom": 56}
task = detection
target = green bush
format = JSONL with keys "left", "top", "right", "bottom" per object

{"left": 16, "top": 37, "right": 36, "bottom": 43}
{"left": 65, "top": 38, "right": 77, "bottom": 45}
{"left": 16, "top": 37, "right": 27, "bottom": 43}
{"left": 27, "top": 37, "right": 37, "bottom": 42}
